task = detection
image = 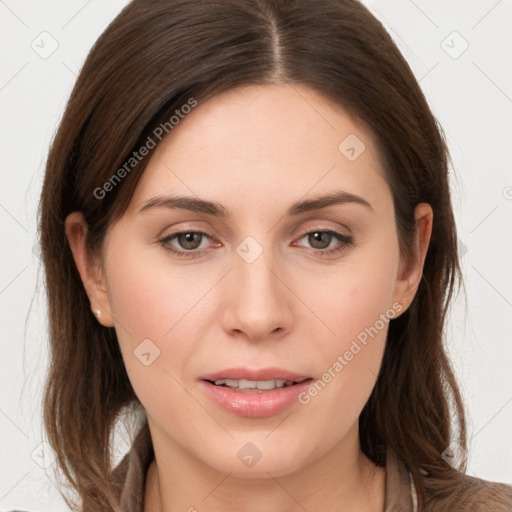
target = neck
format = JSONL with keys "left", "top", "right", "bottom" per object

{"left": 144, "top": 422, "right": 386, "bottom": 512}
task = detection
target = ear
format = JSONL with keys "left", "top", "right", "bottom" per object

{"left": 392, "top": 203, "right": 433, "bottom": 313}
{"left": 64, "top": 212, "right": 115, "bottom": 327}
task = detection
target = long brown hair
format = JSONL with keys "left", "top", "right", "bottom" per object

{"left": 39, "top": 0, "right": 467, "bottom": 509}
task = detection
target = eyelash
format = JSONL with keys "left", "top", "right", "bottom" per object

{"left": 157, "top": 229, "right": 354, "bottom": 259}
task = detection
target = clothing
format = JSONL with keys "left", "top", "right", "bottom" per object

{"left": 112, "top": 422, "right": 512, "bottom": 511}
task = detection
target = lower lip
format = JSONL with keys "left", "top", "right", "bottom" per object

{"left": 199, "top": 379, "right": 313, "bottom": 418}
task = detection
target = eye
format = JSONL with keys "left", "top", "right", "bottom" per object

{"left": 295, "top": 229, "right": 353, "bottom": 256}
{"left": 158, "top": 231, "right": 216, "bottom": 258}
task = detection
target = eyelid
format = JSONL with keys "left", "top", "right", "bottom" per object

{"left": 157, "top": 222, "right": 350, "bottom": 244}
{"left": 294, "top": 219, "right": 353, "bottom": 237}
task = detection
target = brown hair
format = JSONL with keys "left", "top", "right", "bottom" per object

{"left": 40, "top": 0, "right": 467, "bottom": 509}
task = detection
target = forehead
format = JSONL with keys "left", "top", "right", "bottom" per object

{"left": 128, "top": 84, "right": 390, "bottom": 214}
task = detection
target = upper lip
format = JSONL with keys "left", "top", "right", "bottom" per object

{"left": 199, "top": 367, "right": 311, "bottom": 383}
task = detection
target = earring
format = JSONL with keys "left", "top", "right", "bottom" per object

{"left": 94, "top": 309, "right": 101, "bottom": 318}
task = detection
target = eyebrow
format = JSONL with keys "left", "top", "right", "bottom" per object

{"left": 138, "top": 190, "right": 372, "bottom": 217}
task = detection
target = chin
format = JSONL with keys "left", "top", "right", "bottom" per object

{"left": 202, "top": 438, "right": 311, "bottom": 478}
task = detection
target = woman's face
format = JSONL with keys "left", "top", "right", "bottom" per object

{"left": 83, "top": 84, "right": 426, "bottom": 477}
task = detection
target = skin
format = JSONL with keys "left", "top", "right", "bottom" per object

{"left": 66, "top": 84, "right": 432, "bottom": 512}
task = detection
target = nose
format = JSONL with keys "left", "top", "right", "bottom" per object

{"left": 222, "top": 247, "right": 293, "bottom": 342}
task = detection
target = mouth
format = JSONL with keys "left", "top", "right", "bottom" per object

{"left": 204, "top": 377, "right": 311, "bottom": 393}
{"left": 199, "top": 370, "right": 314, "bottom": 418}
{"left": 199, "top": 367, "right": 312, "bottom": 392}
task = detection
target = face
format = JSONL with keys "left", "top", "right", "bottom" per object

{"left": 71, "top": 84, "right": 427, "bottom": 478}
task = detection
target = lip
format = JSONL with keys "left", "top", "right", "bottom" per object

{"left": 198, "top": 367, "right": 313, "bottom": 418}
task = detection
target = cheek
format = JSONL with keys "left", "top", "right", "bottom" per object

{"left": 105, "top": 243, "right": 211, "bottom": 349}
{"left": 292, "top": 242, "right": 399, "bottom": 424}
{"left": 105, "top": 258, "right": 207, "bottom": 435}
{"left": 103, "top": 244, "right": 209, "bottom": 402}
{"left": 299, "top": 239, "right": 399, "bottom": 348}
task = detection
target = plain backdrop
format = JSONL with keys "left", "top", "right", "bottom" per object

{"left": 1, "top": 0, "right": 511, "bottom": 510}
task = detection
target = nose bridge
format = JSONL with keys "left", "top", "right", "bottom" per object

{"left": 224, "top": 236, "right": 291, "bottom": 340}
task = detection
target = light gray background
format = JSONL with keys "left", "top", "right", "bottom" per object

{"left": 1, "top": 1, "right": 511, "bottom": 510}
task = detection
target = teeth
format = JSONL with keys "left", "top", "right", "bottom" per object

{"left": 214, "top": 379, "right": 293, "bottom": 390}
